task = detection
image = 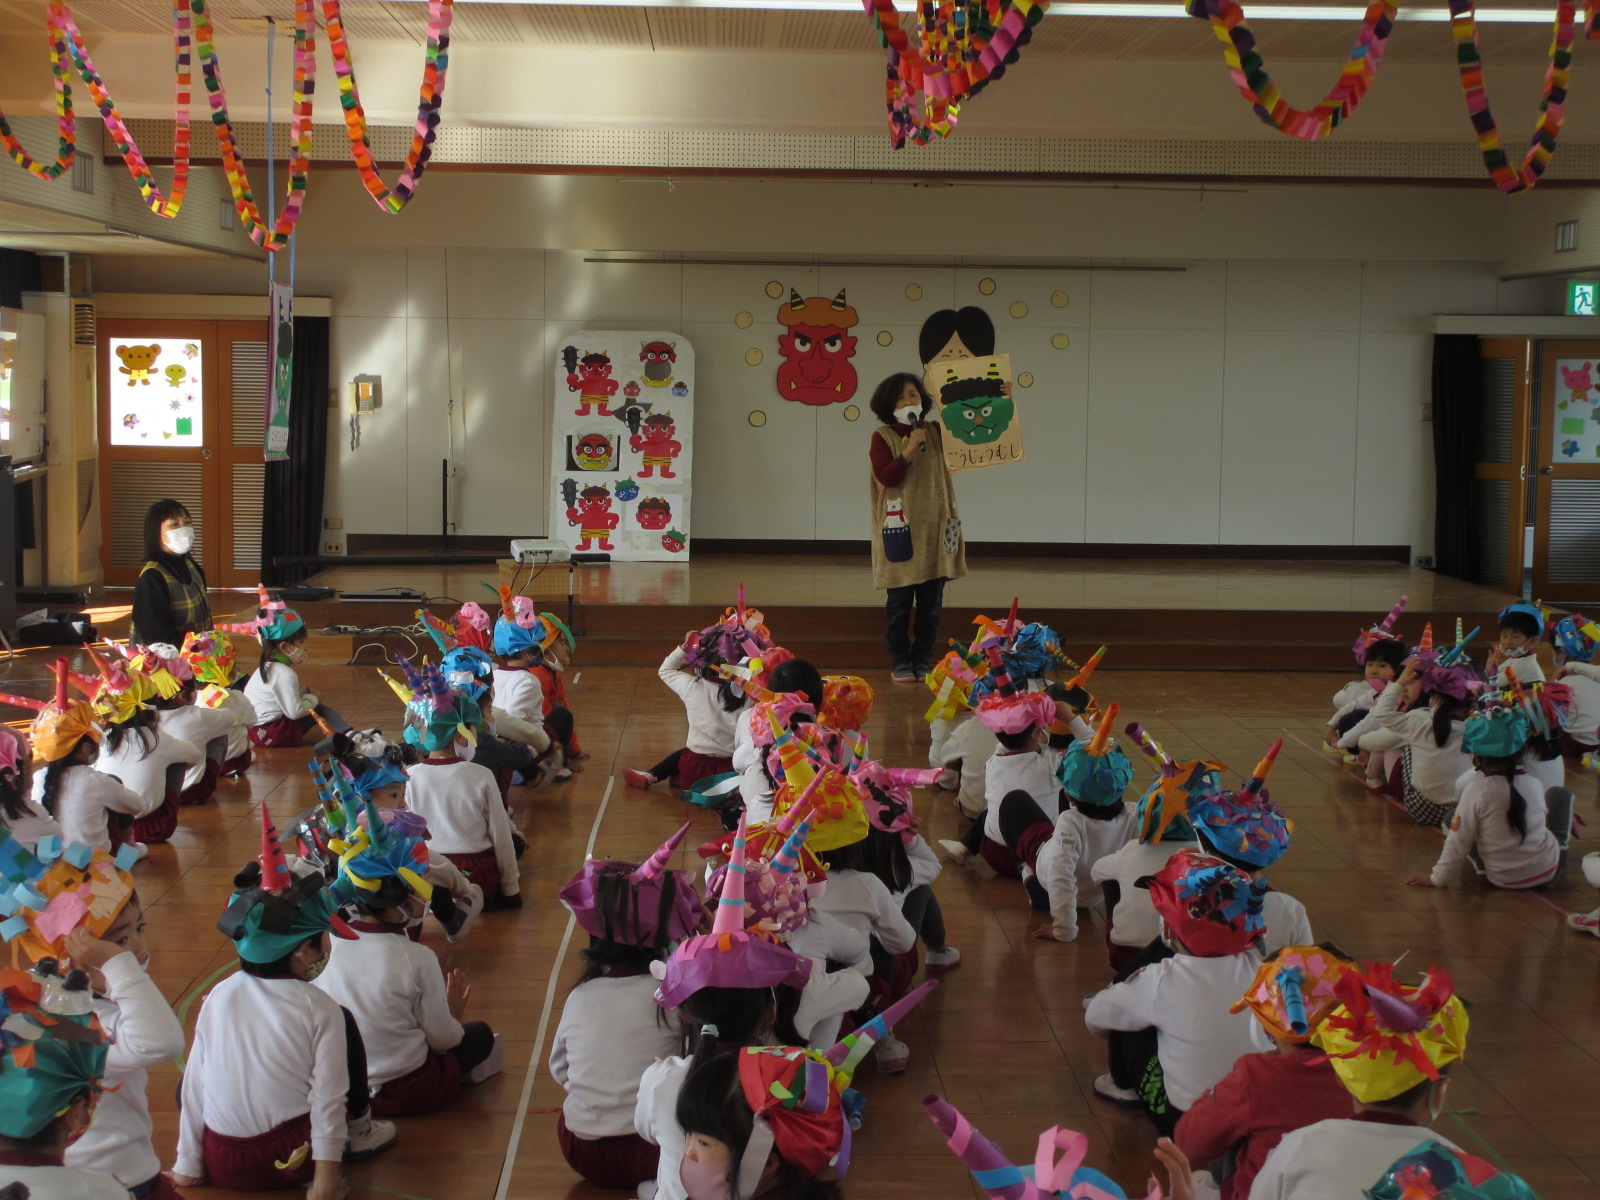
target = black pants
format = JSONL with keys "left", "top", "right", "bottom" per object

{"left": 473, "top": 734, "right": 533, "bottom": 774}
{"left": 648, "top": 749, "right": 684, "bottom": 781}
{"left": 901, "top": 884, "right": 946, "bottom": 952}
{"left": 1105, "top": 939, "right": 1180, "bottom": 1135}
{"left": 340, "top": 1007, "right": 372, "bottom": 1116}
{"left": 546, "top": 705, "right": 575, "bottom": 750}
{"left": 998, "top": 791, "right": 1052, "bottom": 848}
{"left": 885, "top": 577, "right": 946, "bottom": 668}
{"left": 451, "top": 1020, "right": 496, "bottom": 1073}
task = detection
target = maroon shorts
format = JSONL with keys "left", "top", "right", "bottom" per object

{"left": 220, "top": 749, "right": 254, "bottom": 778}
{"left": 556, "top": 1113, "right": 660, "bottom": 1190}
{"left": 1564, "top": 733, "right": 1598, "bottom": 759}
{"left": 201, "top": 1114, "right": 316, "bottom": 1191}
{"left": 250, "top": 717, "right": 307, "bottom": 749}
{"left": 1015, "top": 821, "right": 1052, "bottom": 872}
{"left": 370, "top": 1049, "right": 461, "bottom": 1118}
{"left": 674, "top": 750, "right": 733, "bottom": 789}
{"left": 131, "top": 790, "right": 180, "bottom": 844}
{"left": 978, "top": 835, "right": 1021, "bottom": 877}
{"left": 444, "top": 849, "right": 503, "bottom": 899}
{"left": 131, "top": 1171, "right": 186, "bottom": 1200}
{"left": 179, "top": 757, "right": 223, "bottom": 807}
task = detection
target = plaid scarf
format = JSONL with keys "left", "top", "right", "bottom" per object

{"left": 140, "top": 557, "right": 212, "bottom": 634}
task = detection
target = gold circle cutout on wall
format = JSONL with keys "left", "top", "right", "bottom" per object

{"left": 876, "top": 331, "right": 893, "bottom": 347}
{"left": 978, "top": 277, "right": 997, "bottom": 295}
{"left": 735, "top": 311, "right": 753, "bottom": 328}
{"left": 905, "top": 283, "right": 923, "bottom": 301}
{"left": 843, "top": 405, "right": 861, "bottom": 421}
{"left": 745, "top": 348, "right": 764, "bottom": 366}
{"left": 765, "top": 281, "right": 784, "bottom": 299}
{"left": 1018, "top": 372, "right": 1035, "bottom": 388}
{"left": 1009, "top": 301, "right": 1028, "bottom": 319}
{"left": 1051, "top": 290, "right": 1069, "bottom": 308}
{"left": 1051, "top": 333, "right": 1071, "bottom": 350}
{"left": 748, "top": 410, "right": 767, "bottom": 427}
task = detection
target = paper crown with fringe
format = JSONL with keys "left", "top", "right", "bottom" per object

{"left": 1313, "top": 961, "right": 1470, "bottom": 1104}
{"left": 307, "top": 756, "right": 433, "bottom": 915}
{"left": 654, "top": 813, "right": 813, "bottom": 1011}
{"left": 1461, "top": 705, "right": 1531, "bottom": 759}
{"left": 217, "top": 806, "right": 356, "bottom": 963}
{"left": 923, "top": 636, "right": 990, "bottom": 723}
{"left": 217, "top": 585, "right": 305, "bottom": 644}
{"left": 1364, "top": 1139, "right": 1537, "bottom": 1200}
{"left": 0, "top": 658, "right": 103, "bottom": 764}
{"left": 180, "top": 629, "right": 238, "bottom": 688}
{"left": 974, "top": 644, "right": 1058, "bottom": 735}
{"left": 125, "top": 643, "right": 192, "bottom": 701}
{"left": 1552, "top": 613, "right": 1600, "bottom": 662}
{"left": 0, "top": 961, "right": 110, "bottom": 1139}
{"left": 559, "top": 821, "right": 703, "bottom": 950}
{"left": 1185, "top": 739, "right": 1291, "bottom": 869}
{"left": 924, "top": 1094, "right": 1159, "bottom": 1200}
{"left": 1353, "top": 594, "right": 1409, "bottom": 666}
{"left": 0, "top": 827, "right": 138, "bottom": 961}
{"left": 1124, "top": 721, "right": 1223, "bottom": 845}
{"left": 1232, "top": 944, "right": 1358, "bottom": 1043}
{"left": 1057, "top": 705, "right": 1135, "bottom": 809}
{"left": 1495, "top": 668, "right": 1573, "bottom": 742}
{"left": 1139, "top": 850, "right": 1267, "bottom": 958}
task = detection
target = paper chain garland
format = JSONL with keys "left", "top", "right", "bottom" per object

{"left": 0, "top": 0, "right": 453, "bottom": 251}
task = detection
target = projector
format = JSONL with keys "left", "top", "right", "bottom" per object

{"left": 510, "top": 538, "right": 572, "bottom": 564}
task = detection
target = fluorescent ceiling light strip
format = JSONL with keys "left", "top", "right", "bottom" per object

{"left": 453, "top": 0, "right": 1561, "bottom": 20}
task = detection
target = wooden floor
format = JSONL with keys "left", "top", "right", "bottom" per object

{"left": 10, "top": 653, "right": 1575, "bottom": 1200}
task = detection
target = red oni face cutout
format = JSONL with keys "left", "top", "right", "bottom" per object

{"left": 574, "top": 433, "right": 614, "bottom": 471}
{"left": 637, "top": 497, "right": 673, "bottom": 530}
{"left": 578, "top": 355, "right": 612, "bottom": 383}
{"left": 776, "top": 289, "right": 859, "bottom": 406}
{"left": 578, "top": 489, "right": 613, "bottom": 518}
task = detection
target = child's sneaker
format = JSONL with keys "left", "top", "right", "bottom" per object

{"left": 890, "top": 663, "right": 917, "bottom": 684}
{"left": 1341, "top": 752, "right": 1362, "bottom": 765}
{"left": 936, "top": 839, "right": 971, "bottom": 866}
{"left": 1567, "top": 907, "right": 1600, "bottom": 937}
{"left": 344, "top": 1112, "right": 398, "bottom": 1161}
{"left": 130, "top": 842, "right": 149, "bottom": 862}
{"left": 552, "top": 768, "right": 573, "bottom": 783}
{"left": 466, "top": 1032, "right": 507, "bottom": 1084}
{"left": 623, "top": 769, "right": 657, "bottom": 790}
{"left": 874, "top": 1033, "right": 910, "bottom": 1074}
{"left": 1091, "top": 1073, "right": 1141, "bottom": 1108}
{"left": 440, "top": 884, "right": 484, "bottom": 944}
{"left": 1020, "top": 865, "right": 1049, "bottom": 911}
{"left": 924, "top": 946, "right": 962, "bottom": 972}
{"left": 1319, "top": 741, "right": 1345, "bottom": 756}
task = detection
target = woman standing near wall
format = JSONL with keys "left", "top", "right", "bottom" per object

{"left": 130, "top": 499, "right": 212, "bottom": 647}
{"left": 867, "top": 374, "right": 966, "bottom": 683}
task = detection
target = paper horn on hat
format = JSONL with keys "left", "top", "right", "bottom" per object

{"left": 1239, "top": 738, "right": 1282, "bottom": 801}
{"left": 0, "top": 690, "right": 47, "bottom": 712}
{"left": 1379, "top": 594, "right": 1409, "bottom": 637}
{"left": 632, "top": 822, "right": 692, "bottom": 883}
{"left": 1067, "top": 646, "right": 1107, "bottom": 691}
{"left": 496, "top": 585, "right": 517, "bottom": 623}
{"left": 375, "top": 669, "right": 412, "bottom": 705}
{"left": 1125, "top": 722, "right": 1176, "bottom": 774}
{"left": 426, "top": 664, "right": 456, "bottom": 716}
{"left": 259, "top": 806, "right": 292, "bottom": 895}
{"left": 825, "top": 978, "right": 939, "bottom": 1080}
{"left": 769, "top": 769, "right": 827, "bottom": 842}
{"left": 1419, "top": 622, "right": 1434, "bottom": 654}
{"left": 51, "top": 656, "right": 70, "bottom": 712}
{"left": 1086, "top": 703, "right": 1120, "bottom": 757}
{"left": 416, "top": 608, "right": 452, "bottom": 657}
{"left": 768, "top": 809, "right": 815, "bottom": 878}
{"left": 1438, "top": 626, "right": 1478, "bottom": 667}
{"left": 1454, "top": 616, "right": 1464, "bottom": 644}
{"left": 712, "top": 812, "right": 751, "bottom": 936}
{"left": 1003, "top": 597, "right": 1019, "bottom": 639}
{"left": 923, "top": 1095, "right": 1049, "bottom": 1200}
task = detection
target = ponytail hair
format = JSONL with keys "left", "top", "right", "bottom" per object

{"left": 40, "top": 740, "right": 95, "bottom": 816}
{"left": 1428, "top": 694, "right": 1470, "bottom": 749}
{"left": 105, "top": 711, "right": 157, "bottom": 761}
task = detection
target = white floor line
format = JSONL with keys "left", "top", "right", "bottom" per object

{"left": 572, "top": 671, "right": 582, "bottom": 685}
{"left": 494, "top": 774, "right": 612, "bottom": 1200}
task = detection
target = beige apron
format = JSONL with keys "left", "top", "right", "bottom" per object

{"left": 869, "top": 424, "right": 968, "bottom": 590}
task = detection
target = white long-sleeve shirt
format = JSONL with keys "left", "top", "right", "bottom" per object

{"left": 983, "top": 748, "right": 1059, "bottom": 844}
{"left": 1261, "top": 889, "right": 1314, "bottom": 956}
{"left": 1036, "top": 804, "right": 1139, "bottom": 942}
{"left": 1085, "top": 950, "right": 1273, "bottom": 1110}
{"left": 403, "top": 758, "right": 520, "bottom": 896}
{"left": 314, "top": 926, "right": 464, "bottom": 1087}
{"left": 175, "top": 973, "right": 349, "bottom": 1178}
{"left": 893, "top": 834, "right": 941, "bottom": 905}
{"left": 937, "top": 715, "right": 999, "bottom": 820}
{"left": 94, "top": 729, "right": 203, "bottom": 814}
{"left": 1370, "top": 683, "right": 1469, "bottom": 805}
{"left": 244, "top": 660, "right": 312, "bottom": 725}
{"left": 2, "top": 795, "right": 62, "bottom": 850}
{"left": 1491, "top": 647, "right": 1545, "bottom": 686}
{"left": 787, "top": 912, "right": 871, "bottom": 1049}
{"left": 1091, "top": 837, "right": 1198, "bottom": 949}
{"left": 550, "top": 974, "right": 681, "bottom": 1140}
{"left": 1431, "top": 771, "right": 1562, "bottom": 889}
{"left": 1329, "top": 678, "right": 1384, "bottom": 727}
{"left": 811, "top": 869, "right": 915, "bottom": 971}
{"left": 203, "top": 686, "right": 257, "bottom": 760}
{"left": 637, "top": 1056, "right": 693, "bottom": 1200}
{"left": 491, "top": 667, "right": 545, "bottom": 725}
{"left": 34, "top": 766, "right": 151, "bottom": 852}
{"left": 1249, "top": 1120, "right": 1457, "bottom": 1200}
{"left": 1560, "top": 662, "right": 1600, "bottom": 745}
{"left": 67, "top": 953, "right": 186, "bottom": 1188}
{"left": 658, "top": 647, "right": 745, "bottom": 758}
{"left": 156, "top": 703, "right": 237, "bottom": 789}
{"left": 0, "top": 1164, "right": 130, "bottom": 1199}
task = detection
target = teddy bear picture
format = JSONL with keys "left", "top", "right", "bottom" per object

{"left": 115, "top": 343, "right": 162, "bottom": 386}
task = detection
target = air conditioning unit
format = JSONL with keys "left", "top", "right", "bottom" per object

{"left": 24, "top": 293, "right": 101, "bottom": 589}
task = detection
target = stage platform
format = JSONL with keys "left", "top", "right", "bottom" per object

{"left": 282, "top": 554, "right": 1517, "bottom": 672}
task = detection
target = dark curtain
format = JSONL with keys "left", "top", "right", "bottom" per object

{"left": 261, "top": 315, "right": 329, "bottom": 586}
{"left": 1431, "top": 333, "right": 1480, "bottom": 582}
{"left": 0, "top": 250, "right": 40, "bottom": 308}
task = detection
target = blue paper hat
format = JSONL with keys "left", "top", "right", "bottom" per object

{"left": 441, "top": 645, "right": 493, "bottom": 702}
{"left": 327, "top": 807, "right": 433, "bottom": 915}
{"left": 348, "top": 758, "right": 410, "bottom": 799}
{"left": 1187, "top": 789, "right": 1293, "bottom": 869}
{"left": 1552, "top": 614, "right": 1598, "bottom": 662}
{"left": 493, "top": 613, "right": 544, "bottom": 658}
{"left": 1462, "top": 707, "right": 1531, "bottom": 759}
{"left": 396, "top": 659, "right": 483, "bottom": 752}
{"left": 1056, "top": 737, "right": 1134, "bottom": 809}
{"left": 1498, "top": 602, "right": 1546, "bottom": 634}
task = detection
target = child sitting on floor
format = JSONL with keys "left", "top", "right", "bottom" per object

{"left": 136, "top": 643, "right": 235, "bottom": 806}
{"left": 1324, "top": 637, "right": 1406, "bottom": 761}
{"left": 731, "top": 660, "right": 823, "bottom": 828}
{"left": 1175, "top": 945, "right": 1357, "bottom": 1200}
{"left": 237, "top": 592, "right": 350, "bottom": 749}
{"left": 181, "top": 630, "right": 257, "bottom": 779}
{"left": 93, "top": 664, "right": 203, "bottom": 849}
{"left": 0, "top": 726, "right": 58, "bottom": 850}
{"left": 1371, "top": 651, "right": 1478, "bottom": 827}
{"left": 1553, "top": 613, "right": 1600, "bottom": 756}
{"left": 485, "top": 592, "right": 556, "bottom": 758}
{"left": 628, "top": 617, "right": 761, "bottom": 794}
{"left": 943, "top": 681, "right": 1060, "bottom": 877}
{"left": 1085, "top": 850, "right": 1272, "bottom": 1136}
{"left": 528, "top": 608, "right": 583, "bottom": 775}
{"left": 1486, "top": 601, "right": 1549, "bottom": 686}
{"left": 552, "top": 824, "right": 704, "bottom": 1191}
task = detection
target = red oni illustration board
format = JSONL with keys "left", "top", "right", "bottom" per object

{"left": 552, "top": 331, "right": 694, "bottom": 561}
{"left": 775, "top": 289, "right": 859, "bottom": 406}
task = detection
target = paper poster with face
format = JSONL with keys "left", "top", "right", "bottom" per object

{"left": 924, "top": 353, "right": 1023, "bottom": 473}
{"left": 552, "top": 331, "right": 694, "bottom": 560}
{"left": 1554, "top": 358, "right": 1600, "bottom": 461}
{"left": 775, "top": 289, "right": 859, "bottom": 405}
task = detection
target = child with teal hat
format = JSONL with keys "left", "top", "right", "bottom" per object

{"left": 234, "top": 587, "right": 351, "bottom": 749}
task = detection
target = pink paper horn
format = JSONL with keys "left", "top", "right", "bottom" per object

{"left": 1378, "top": 593, "right": 1409, "bottom": 636}
{"left": 632, "top": 821, "right": 693, "bottom": 883}
{"left": 1003, "top": 596, "right": 1019, "bottom": 639}
{"left": 711, "top": 811, "right": 750, "bottom": 936}
{"left": 770, "top": 769, "right": 827, "bottom": 841}
{"left": 824, "top": 978, "right": 939, "bottom": 1068}
{"left": 922, "top": 1094, "right": 1046, "bottom": 1200}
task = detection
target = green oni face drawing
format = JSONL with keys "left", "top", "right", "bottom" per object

{"left": 939, "top": 376, "right": 1013, "bottom": 445}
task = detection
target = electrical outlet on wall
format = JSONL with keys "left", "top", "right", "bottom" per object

{"left": 1416, "top": 555, "right": 1435, "bottom": 568}
{"left": 323, "top": 538, "right": 347, "bottom": 556}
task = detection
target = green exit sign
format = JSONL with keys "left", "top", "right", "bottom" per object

{"left": 1569, "top": 281, "right": 1599, "bottom": 316}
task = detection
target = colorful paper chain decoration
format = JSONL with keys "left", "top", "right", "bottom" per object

{"left": 1190, "top": 0, "right": 1398, "bottom": 141}
{"left": 0, "top": 0, "right": 454, "bottom": 251}
{"left": 863, "top": 0, "right": 1050, "bottom": 149}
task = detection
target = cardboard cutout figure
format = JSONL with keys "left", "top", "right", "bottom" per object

{"left": 775, "top": 289, "right": 860, "bottom": 405}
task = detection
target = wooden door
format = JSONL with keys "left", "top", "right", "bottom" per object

{"left": 1533, "top": 339, "right": 1600, "bottom": 603}
{"left": 1470, "top": 338, "right": 1534, "bottom": 595}
{"left": 98, "top": 320, "right": 267, "bottom": 589}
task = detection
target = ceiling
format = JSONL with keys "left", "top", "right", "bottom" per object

{"left": 0, "top": 198, "right": 231, "bottom": 257}
{"left": 0, "top": 0, "right": 1571, "bottom": 63}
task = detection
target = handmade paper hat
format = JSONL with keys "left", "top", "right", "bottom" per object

{"left": 0, "top": 727, "right": 24, "bottom": 778}
{"left": 1552, "top": 613, "right": 1600, "bottom": 662}
{"left": 326, "top": 797, "right": 434, "bottom": 915}
{"left": 1188, "top": 791, "right": 1293, "bottom": 869}
{"left": 1354, "top": 594, "right": 1410, "bottom": 665}
{"left": 654, "top": 813, "right": 813, "bottom": 1011}
{"left": 748, "top": 692, "right": 817, "bottom": 752}
{"left": 452, "top": 601, "right": 492, "bottom": 652}
{"left": 1232, "top": 944, "right": 1357, "bottom": 1043}
{"left": 181, "top": 630, "right": 238, "bottom": 688}
{"left": 1126, "top": 721, "right": 1221, "bottom": 845}
{"left": 1435, "top": 622, "right": 1480, "bottom": 669}
{"left": 91, "top": 669, "right": 157, "bottom": 728}
{"left": 538, "top": 611, "right": 576, "bottom": 654}
{"left": 1496, "top": 672, "right": 1573, "bottom": 743}
{"left": 346, "top": 757, "right": 410, "bottom": 800}
{"left": 0, "top": 828, "right": 137, "bottom": 962}
{"left": 10, "top": 659, "right": 102, "bottom": 764}
{"left": 1497, "top": 601, "right": 1546, "bottom": 633}
{"left": 682, "top": 620, "right": 751, "bottom": 674}
{"left": 1138, "top": 850, "right": 1266, "bottom": 958}
{"left": 218, "top": 586, "right": 304, "bottom": 644}
{"left": 488, "top": 586, "right": 543, "bottom": 658}
{"left": 1461, "top": 706, "right": 1531, "bottom": 758}
{"left": 923, "top": 637, "right": 990, "bottom": 723}
{"left": 441, "top": 645, "right": 494, "bottom": 703}
{"left": 1313, "top": 961, "right": 1469, "bottom": 1104}
{"left": 217, "top": 807, "right": 356, "bottom": 963}
{"left": 1411, "top": 622, "right": 1438, "bottom": 666}
{"left": 0, "top": 962, "right": 109, "bottom": 1139}
{"left": 1364, "top": 1139, "right": 1537, "bottom": 1200}
{"left": 1057, "top": 704, "right": 1135, "bottom": 809}
{"left": 396, "top": 658, "right": 483, "bottom": 752}
{"left": 855, "top": 761, "right": 939, "bottom": 843}
{"left": 818, "top": 675, "right": 874, "bottom": 731}
{"left": 975, "top": 689, "right": 1056, "bottom": 736}
{"left": 559, "top": 821, "right": 703, "bottom": 949}
{"left": 764, "top": 720, "right": 870, "bottom": 853}
{"left": 923, "top": 1095, "right": 1151, "bottom": 1200}
{"left": 696, "top": 782, "right": 831, "bottom": 888}
{"left": 125, "top": 644, "right": 191, "bottom": 700}
{"left": 1000, "top": 622, "right": 1071, "bottom": 682}
{"left": 706, "top": 811, "right": 818, "bottom": 939}
{"left": 1419, "top": 659, "right": 1483, "bottom": 703}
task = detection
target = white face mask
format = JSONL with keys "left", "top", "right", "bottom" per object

{"left": 893, "top": 405, "right": 922, "bottom": 425}
{"left": 162, "top": 525, "right": 196, "bottom": 555}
